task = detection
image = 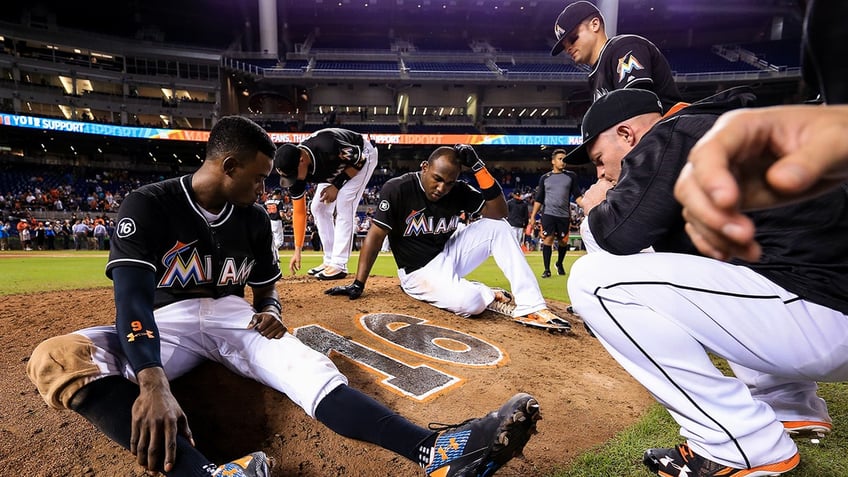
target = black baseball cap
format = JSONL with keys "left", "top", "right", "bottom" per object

{"left": 565, "top": 89, "right": 663, "bottom": 165}
{"left": 274, "top": 144, "right": 301, "bottom": 187}
{"left": 550, "top": 1, "right": 601, "bottom": 56}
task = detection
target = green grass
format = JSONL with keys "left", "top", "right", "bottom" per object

{"left": 280, "top": 249, "right": 580, "bottom": 303}
{"left": 4, "top": 250, "right": 847, "bottom": 476}
{"left": 0, "top": 252, "right": 111, "bottom": 294}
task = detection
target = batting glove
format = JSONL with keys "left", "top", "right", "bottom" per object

{"left": 454, "top": 144, "right": 485, "bottom": 172}
{"left": 324, "top": 279, "right": 365, "bottom": 300}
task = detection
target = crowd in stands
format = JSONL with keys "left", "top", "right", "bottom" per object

{"left": 1, "top": 154, "right": 590, "bottom": 252}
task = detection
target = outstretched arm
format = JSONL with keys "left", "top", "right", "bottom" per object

{"left": 674, "top": 104, "right": 848, "bottom": 261}
{"left": 325, "top": 224, "right": 389, "bottom": 299}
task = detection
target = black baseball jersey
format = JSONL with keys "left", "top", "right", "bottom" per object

{"left": 264, "top": 197, "right": 282, "bottom": 220}
{"left": 287, "top": 128, "right": 368, "bottom": 199}
{"left": 589, "top": 34, "right": 682, "bottom": 113}
{"left": 534, "top": 171, "right": 580, "bottom": 218}
{"left": 372, "top": 172, "right": 484, "bottom": 271}
{"left": 106, "top": 175, "right": 282, "bottom": 308}
{"left": 506, "top": 197, "right": 529, "bottom": 228}
{"left": 588, "top": 88, "right": 848, "bottom": 314}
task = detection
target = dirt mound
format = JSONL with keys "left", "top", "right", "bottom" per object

{"left": 1, "top": 276, "right": 652, "bottom": 476}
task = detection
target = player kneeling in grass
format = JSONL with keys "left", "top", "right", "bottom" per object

{"left": 26, "top": 117, "right": 540, "bottom": 477}
{"left": 326, "top": 144, "right": 571, "bottom": 332}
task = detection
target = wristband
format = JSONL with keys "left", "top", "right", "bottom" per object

{"left": 353, "top": 279, "right": 365, "bottom": 289}
{"left": 474, "top": 167, "right": 503, "bottom": 200}
{"left": 256, "top": 296, "right": 282, "bottom": 314}
{"left": 331, "top": 172, "right": 352, "bottom": 190}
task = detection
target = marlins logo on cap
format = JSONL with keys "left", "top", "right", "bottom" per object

{"left": 550, "top": 1, "right": 602, "bottom": 56}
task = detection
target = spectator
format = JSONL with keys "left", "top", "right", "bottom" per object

{"left": 93, "top": 221, "right": 108, "bottom": 250}
{"left": 506, "top": 190, "right": 530, "bottom": 247}
{"left": 0, "top": 221, "right": 9, "bottom": 250}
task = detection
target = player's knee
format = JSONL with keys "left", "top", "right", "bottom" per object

{"left": 28, "top": 334, "right": 102, "bottom": 410}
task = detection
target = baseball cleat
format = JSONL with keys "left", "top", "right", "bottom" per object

{"left": 643, "top": 443, "right": 799, "bottom": 477}
{"left": 556, "top": 263, "right": 566, "bottom": 276}
{"left": 540, "top": 270, "right": 551, "bottom": 279}
{"left": 212, "top": 451, "right": 271, "bottom": 477}
{"left": 514, "top": 309, "right": 571, "bottom": 333}
{"left": 307, "top": 265, "right": 326, "bottom": 276}
{"left": 783, "top": 420, "right": 832, "bottom": 438}
{"left": 315, "top": 267, "right": 347, "bottom": 280}
{"left": 490, "top": 287, "right": 513, "bottom": 304}
{"left": 424, "top": 392, "right": 541, "bottom": 477}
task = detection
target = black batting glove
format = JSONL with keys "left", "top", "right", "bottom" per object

{"left": 454, "top": 144, "right": 485, "bottom": 172}
{"left": 324, "top": 279, "right": 365, "bottom": 300}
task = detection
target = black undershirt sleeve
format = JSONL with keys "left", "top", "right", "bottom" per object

{"left": 112, "top": 266, "right": 162, "bottom": 374}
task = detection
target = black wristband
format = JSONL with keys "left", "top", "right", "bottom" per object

{"left": 481, "top": 181, "right": 503, "bottom": 201}
{"left": 352, "top": 279, "right": 365, "bottom": 289}
{"left": 331, "top": 172, "right": 352, "bottom": 190}
{"left": 256, "top": 296, "right": 282, "bottom": 314}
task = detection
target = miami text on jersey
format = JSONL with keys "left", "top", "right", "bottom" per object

{"left": 158, "top": 240, "right": 256, "bottom": 288}
{"left": 403, "top": 210, "right": 461, "bottom": 237}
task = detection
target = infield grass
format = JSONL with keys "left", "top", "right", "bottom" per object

{"left": 3, "top": 250, "right": 846, "bottom": 476}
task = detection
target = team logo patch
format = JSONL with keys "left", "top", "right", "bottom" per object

{"left": 617, "top": 51, "right": 644, "bottom": 83}
{"left": 379, "top": 200, "right": 390, "bottom": 211}
{"left": 116, "top": 218, "right": 136, "bottom": 238}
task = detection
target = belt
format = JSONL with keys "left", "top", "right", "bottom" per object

{"left": 401, "top": 265, "right": 421, "bottom": 274}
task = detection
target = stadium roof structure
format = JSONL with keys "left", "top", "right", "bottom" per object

{"left": 2, "top": 0, "right": 804, "bottom": 54}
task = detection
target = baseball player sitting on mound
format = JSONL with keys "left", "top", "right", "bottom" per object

{"left": 565, "top": 69, "right": 848, "bottom": 477}
{"left": 274, "top": 127, "right": 378, "bottom": 281}
{"left": 26, "top": 117, "right": 541, "bottom": 477}
{"left": 325, "top": 144, "right": 570, "bottom": 332}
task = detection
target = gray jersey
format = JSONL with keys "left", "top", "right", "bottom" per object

{"left": 534, "top": 171, "right": 579, "bottom": 218}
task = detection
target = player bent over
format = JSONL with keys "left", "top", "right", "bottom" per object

{"left": 326, "top": 144, "right": 571, "bottom": 332}
{"left": 274, "top": 128, "right": 378, "bottom": 281}
{"left": 26, "top": 117, "right": 540, "bottom": 477}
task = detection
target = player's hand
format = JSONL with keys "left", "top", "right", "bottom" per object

{"left": 132, "top": 367, "right": 194, "bottom": 473}
{"left": 289, "top": 249, "right": 302, "bottom": 275}
{"left": 454, "top": 144, "right": 485, "bottom": 171}
{"left": 248, "top": 311, "right": 288, "bottom": 339}
{"left": 675, "top": 104, "right": 848, "bottom": 261}
{"left": 580, "top": 179, "right": 615, "bottom": 214}
{"left": 324, "top": 280, "right": 364, "bottom": 300}
{"left": 320, "top": 185, "right": 339, "bottom": 204}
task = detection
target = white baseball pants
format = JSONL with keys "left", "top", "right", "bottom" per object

{"left": 398, "top": 218, "right": 546, "bottom": 317}
{"left": 76, "top": 295, "right": 347, "bottom": 417}
{"left": 311, "top": 140, "right": 378, "bottom": 272}
{"left": 568, "top": 252, "right": 846, "bottom": 469}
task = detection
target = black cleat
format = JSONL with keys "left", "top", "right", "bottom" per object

{"left": 424, "top": 393, "right": 541, "bottom": 477}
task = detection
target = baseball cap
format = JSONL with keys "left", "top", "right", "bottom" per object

{"left": 565, "top": 88, "right": 663, "bottom": 165}
{"left": 274, "top": 144, "right": 301, "bottom": 187}
{"left": 550, "top": 1, "right": 601, "bottom": 56}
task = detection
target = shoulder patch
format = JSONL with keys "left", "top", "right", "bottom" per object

{"left": 378, "top": 200, "right": 390, "bottom": 212}
{"left": 116, "top": 218, "right": 137, "bottom": 238}
{"left": 617, "top": 51, "right": 644, "bottom": 83}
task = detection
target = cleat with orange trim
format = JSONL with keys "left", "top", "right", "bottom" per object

{"left": 783, "top": 420, "right": 832, "bottom": 439}
{"left": 643, "top": 443, "right": 799, "bottom": 477}
{"left": 513, "top": 309, "right": 571, "bottom": 333}
{"left": 212, "top": 451, "right": 271, "bottom": 477}
{"left": 424, "top": 393, "right": 541, "bottom": 477}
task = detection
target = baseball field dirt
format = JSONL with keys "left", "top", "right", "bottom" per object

{"left": 2, "top": 275, "right": 653, "bottom": 476}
